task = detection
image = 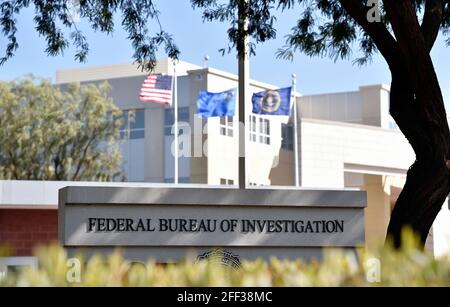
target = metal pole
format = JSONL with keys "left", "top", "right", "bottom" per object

{"left": 292, "top": 73, "right": 300, "bottom": 188}
{"left": 238, "top": 0, "right": 249, "bottom": 189}
{"left": 174, "top": 62, "right": 179, "bottom": 184}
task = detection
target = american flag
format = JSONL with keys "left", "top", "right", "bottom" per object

{"left": 139, "top": 74, "right": 173, "bottom": 105}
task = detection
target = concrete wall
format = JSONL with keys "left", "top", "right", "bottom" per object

{"left": 56, "top": 58, "right": 201, "bottom": 84}
{"left": 269, "top": 149, "right": 295, "bottom": 186}
{"left": 299, "top": 119, "right": 415, "bottom": 188}
{"left": 299, "top": 91, "right": 363, "bottom": 125}
{"left": 432, "top": 201, "right": 450, "bottom": 258}
{"left": 298, "top": 84, "right": 394, "bottom": 129}
{"left": 59, "top": 186, "right": 367, "bottom": 261}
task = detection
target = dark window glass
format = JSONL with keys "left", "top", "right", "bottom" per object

{"left": 281, "top": 123, "right": 294, "bottom": 151}
{"left": 165, "top": 107, "right": 189, "bottom": 126}
{"left": 121, "top": 109, "right": 145, "bottom": 140}
{"left": 130, "top": 110, "right": 145, "bottom": 130}
{"left": 130, "top": 130, "right": 145, "bottom": 139}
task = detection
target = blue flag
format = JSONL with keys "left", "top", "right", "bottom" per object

{"left": 197, "top": 88, "right": 237, "bottom": 118}
{"left": 252, "top": 87, "right": 292, "bottom": 115}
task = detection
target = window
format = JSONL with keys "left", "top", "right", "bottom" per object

{"left": 281, "top": 123, "right": 294, "bottom": 151}
{"left": 220, "top": 178, "right": 234, "bottom": 185}
{"left": 121, "top": 109, "right": 145, "bottom": 139}
{"left": 165, "top": 107, "right": 190, "bottom": 136}
{"left": 164, "top": 177, "right": 190, "bottom": 183}
{"left": 219, "top": 116, "right": 234, "bottom": 137}
{"left": 259, "top": 118, "right": 270, "bottom": 145}
{"left": 249, "top": 115, "right": 270, "bottom": 145}
{"left": 249, "top": 115, "right": 257, "bottom": 142}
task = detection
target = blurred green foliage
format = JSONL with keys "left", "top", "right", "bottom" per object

{"left": 1, "top": 230, "right": 449, "bottom": 286}
{"left": 0, "top": 77, "right": 123, "bottom": 181}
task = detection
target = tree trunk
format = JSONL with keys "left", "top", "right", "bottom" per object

{"left": 386, "top": 155, "right": 449, "bottom": 248}
{"left": 338, "top": 0, "right": 450, "bottom": 249}
{"left": 386, "top": 66, "right": 450, "bottom": 248}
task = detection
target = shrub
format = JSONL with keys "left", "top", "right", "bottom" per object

{"left": 1, "top": 231, "right": 449, "bottom": 286}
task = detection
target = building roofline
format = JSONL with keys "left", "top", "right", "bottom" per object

{"left": 359, "top": 84, "right": 390, "bottom": 91}
{"left": 187, "top": 67, "right": 302, "bottom": 96}
{"left": 55, "top": 62, "right": 146, "bottom": 84}
{"left": 299, "top": 84, "right": 390, "bottom": 98}
{"left": 300, "top": 117, "right": 402, "bottom": 133}
{"left": 55, "top": 58, "right": 202, "bottom": 84}
{"left": 55, "top": 58, "right": 305, "bottom": 95}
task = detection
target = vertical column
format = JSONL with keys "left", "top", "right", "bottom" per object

{"left": 292, "top": 74, "right": 300, "bottom": 187}
{"left": 363, "top": 174, "right": 392, "bottom": 249}
{"left": 173, "top": 63, "right": 179, "bottom": 184}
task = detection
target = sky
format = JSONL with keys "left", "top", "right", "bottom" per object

{"left": 1, "top": 1, "right": 449, "bottom": 109}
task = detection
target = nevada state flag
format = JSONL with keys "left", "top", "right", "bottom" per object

{"left": 196, "top": 88, "right": 237, "bottom": 118}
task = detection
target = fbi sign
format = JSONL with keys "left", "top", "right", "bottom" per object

{"left": 59, "top": 186, "right": 366, "bottom": 262}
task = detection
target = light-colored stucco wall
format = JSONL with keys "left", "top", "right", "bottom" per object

{"left": 55, "top": 58, "right": 201, "bottom": 84}
{"left": 298, "top": 84, "right": 394, "bottom": 129}
{"left": 432, "top": 201, "right": 450, "bottom": 258}
{"left": 299, "top": 118, "right": 415, "bottom": 188}
{"left": 363, "top": 174, "right": 392, "bottom": 249}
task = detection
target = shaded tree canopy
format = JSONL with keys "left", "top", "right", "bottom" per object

{"left": 0, "top": 0, "right": 179, "bottom": 71}
{"left": 0, "top": 77, "right": 124, "bottom": 181}
{"left": 191, "top": 0, "right": 450, "bottom": 63}
{"left": 2, "top": 1, "right": 448, "bottom": 68}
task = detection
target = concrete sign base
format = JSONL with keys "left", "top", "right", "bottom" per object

{"left": 59, "top": 186, "right": 367, "bottom": 262}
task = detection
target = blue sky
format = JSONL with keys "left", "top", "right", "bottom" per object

{"left": 1, "top": 1, "right": 449, "bottom": 109}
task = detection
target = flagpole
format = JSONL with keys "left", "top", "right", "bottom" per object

{"left": 238, "top": 0, "right": 249, "bottom": 189}
{"left": 292, "top": 73, "right": 300, "bottom": 188}
{"left": 174, "top": 62, "right": 179, "bottom": 184}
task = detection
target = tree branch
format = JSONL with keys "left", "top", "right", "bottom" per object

{"left": 421, "top": 0, "right": 444, "bottom": 52}
{"left": 338, "top": 0, "right": 400, "bottom": 67}
{"left": 72, "top": 128, "right": 97, "bottom": 181}
{"left": 384, "top": 0, "right": 450, "bottom": 164}
{"left": 7, "top": 149, "right": 19, "bottom": 180}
